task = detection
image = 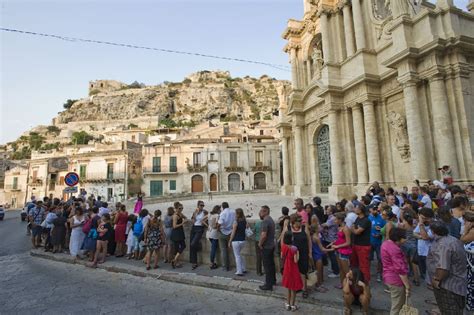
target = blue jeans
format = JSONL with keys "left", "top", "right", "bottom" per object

{"left": 209, "top": 238, "right": 219, "bottom": 264}
{"left": 322, "top": 240, "right": 339, "bottom": 275}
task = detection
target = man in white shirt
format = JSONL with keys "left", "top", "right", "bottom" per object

{"left": 98, "top": 202, "right": 110, "bottom": 217}
{"left": 420, "top": 187, "right": 433, "bottom": 209}
{"left": 387, "top": 195, "right": 401, "bottom": 220}
{"left": 218, "top": 202, "right": 235, "bottom": 271}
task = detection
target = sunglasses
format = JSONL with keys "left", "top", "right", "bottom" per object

{"left": 199, "top": 204, "right": 204, "bottom": 207}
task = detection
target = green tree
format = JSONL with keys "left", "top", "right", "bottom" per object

{"left": 47, "top": 125, "right": 61, "bottom": 134}
{"left": 28, "top": 132, "right": 45, "bottom": 150}
{"left": 158, "top": 118, "right": 177, "bottom": 128}
{"left": 71, "top": 131, "right": 93, "bottom": 145}
{"left": 63, "top": 99, "right": 78, "bottom": 109}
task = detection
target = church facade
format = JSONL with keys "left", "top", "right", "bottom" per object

{"left": 279, "top": 0, "right": 474, "bottom": 199}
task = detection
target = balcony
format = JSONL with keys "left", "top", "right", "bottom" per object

{"left": 251, "top": 165, "right": 272, "bottom": 172}
{"left": 80, "top": 172, "right": 126, "bottom": 183}
{"left": 28, "top": 178, "right": 43, "bottom": 187}
{"left": 225, "top": 166, "right": 245, "bottom": 172}
{"left": 143, "top": 166, "right": 178, "bottom": 175}
{"left": 187, "top": 164, "right": 207, "bottom": 172}
{"left": 4, "top": 184, "right": 22, "bottom": 191}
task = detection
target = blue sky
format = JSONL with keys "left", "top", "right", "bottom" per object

{"left": 0, "top": 0, "right": 469, "bottom": 144}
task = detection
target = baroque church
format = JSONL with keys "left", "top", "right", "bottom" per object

{"left": 279, "top": 0, "right": 474, "bottom": 199}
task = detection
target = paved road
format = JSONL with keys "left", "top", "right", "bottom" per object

{"left": 0, "top": 210, "right": 333, "bottom": 315}
{"left": 0, "top": 209, "right": 30, "bottom": 256}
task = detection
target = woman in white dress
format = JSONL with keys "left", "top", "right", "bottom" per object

{"left": 69, "top": 207, "right": 86, "bottom": 259}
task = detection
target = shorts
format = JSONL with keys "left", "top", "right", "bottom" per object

{"left": 337, "top": 252, "right": 351, "bottom": 261}
{"left": 401, "top": 243, "right": 416, "bottom": 259}
{"left": 32, "top": 225, "right": 43, "bottom": 237}
{"left": 370, "top": 243, "right": 381, "bottom": 262}
{"left": 132, "top": 235, "right": 143, "bottom": 252}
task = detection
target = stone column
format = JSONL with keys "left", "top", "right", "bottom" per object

{"left": 336, "top": 10, "right": 346, "bottom": 61}
{"left": 282, "top": 137, "right": 291, "bottom": 187}
{"left": 319, "top": 11, "right": 333, "bottom": 63}
{"left": 428, "top": 74, "right": 459, "bottom": 174}
{"left": 294, "top": 125, "right": 305, "bottom": 186}
{"left": 401, "top": 80, "right": 429, "bottom": 180}
{"left": 306, "top": 59, "right": 312, "bottom": 84}
{"left": 352, "top": 104, "right": 369, "bottom": 184}
{"left": 362, "top": 101, "right": 382, "bottom": 182}
{"left": 351, "top": 0, "right": 366, "bottom": 50}
{"left": 342, "top": 3, "right": 356, "bottom": 56}
{"left": 328, "top": 110, "right": 343, "bottom": 184}
{"left": 290, "top": 47, "right": 300, "bottom": 89}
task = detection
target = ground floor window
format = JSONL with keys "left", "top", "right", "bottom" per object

{"left": 150, "top": 180, "right": 163, "bottom": 196}
{"left": 169, "top": 180, "right": 176, "bottom": 191}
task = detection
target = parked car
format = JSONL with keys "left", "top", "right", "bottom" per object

{"left": 0, "top": 206, "right": 5, "bottom": 221}
{"left": 21, "top": 207, "right": 28, "bottom": 221}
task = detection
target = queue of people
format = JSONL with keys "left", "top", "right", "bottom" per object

{"left": 26, "top": 182, "right": 474, "bottom": 314}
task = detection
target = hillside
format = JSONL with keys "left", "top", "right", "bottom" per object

{"left": 5, "top": 71, "right": 290, "bottom": 159}
{"left": 57, "top": 71, "right": 290, "bottom": 125}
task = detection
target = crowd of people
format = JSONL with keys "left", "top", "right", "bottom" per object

{"left": 26, "top": 181, "right": 474, "bottom": 314}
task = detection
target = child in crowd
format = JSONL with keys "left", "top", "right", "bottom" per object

{"left": 331, "top": 212, "right": 352, "bottom": 289}
{"left": 91, "top": 213, "right": 112, "bottom": 268}
{"left": 281, "top": 231, "right": 303, "bottom": 311}
{"left": 126, "top": 214, "right": 136, "bottom": 259}
{"left": 309, "top": 215, "right": 328, "bottom": 292}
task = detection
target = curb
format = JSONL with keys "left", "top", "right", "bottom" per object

{"left": 31, "top": 250, "right": 388, "bottom": 314}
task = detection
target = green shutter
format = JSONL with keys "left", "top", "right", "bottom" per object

{"left": 79, "top": 165, "right": 87, "bottom": 178}
{"left": 152, "top": 157, "right": 161, "bottom": 172}
{"left": 170, "top": 180, "right": 176, "bottom": 191}
{"left": 170, "top": 157, "right": 177, "bottom": 172}
{"left": 150, "top": 180, "right": 163, "bottom": 196}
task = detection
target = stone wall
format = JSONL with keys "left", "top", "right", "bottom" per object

{"left": 174, "top": 220, "right": 280, "bottom": 271}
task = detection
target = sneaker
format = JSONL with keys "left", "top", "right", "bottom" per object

{"left": 328, "top": 272, "right": 339, "bottom": 278}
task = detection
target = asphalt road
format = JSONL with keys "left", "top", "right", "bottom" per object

{"left": 0, "top": 209, "right": 332, "bottom": 315}
{"left": 0, "top": 209, "right": 30, "bottom": 256}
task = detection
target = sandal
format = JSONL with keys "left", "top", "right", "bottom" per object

{"left": 315, "top": 286, "right": 329, "bottom": 293}
{"left": 414, "top": 279, "right": 420, "bottom": 286}
{"left": 153, "top": 265, "right": 159, "bottom": 269}
{"left": 290, "top": 305, "right": 299, "bottom": 311}
{"left": 302, "top": 290, "right": 309, "bottom": 298}
{"left": 146, "top": 266, "right": 151, "bottom": 270}
{"left": 343, "top": 307, "right": 351, "bottom": 315}
{"left": 285, "top": 303, "right": 291, "bottom": 311}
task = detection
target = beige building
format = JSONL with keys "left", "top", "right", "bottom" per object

{"left": 2, "top": 162, "right": 28, "bottom": 208}
{"left": 27, "top": 151, "right": 69, "bottom": 201}
{"left": 69, "top": 141, "right": 142, "bottom": 201}
{"left": 142, "top": 137, "right": 280, "bottom": 197}
{"left": 280, "top": 0, "right": 474, "bottom": 199}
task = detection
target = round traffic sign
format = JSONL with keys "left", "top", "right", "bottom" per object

{"left": 64, "top": 172, "right": 80, "bottom": 187}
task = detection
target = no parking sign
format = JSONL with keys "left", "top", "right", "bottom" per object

{"left": 64, "top": 172, "right": 80, "bottom": 187}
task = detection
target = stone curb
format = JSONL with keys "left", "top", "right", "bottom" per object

{"left": 31, "top": 250, "right": 388, "bottom": 314}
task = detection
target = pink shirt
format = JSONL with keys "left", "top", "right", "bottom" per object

{"left": 381, "top": 240, "right": 408, "bottom": 287}
{"left": 296, "top": 209, "right": 308, "bottom": 225}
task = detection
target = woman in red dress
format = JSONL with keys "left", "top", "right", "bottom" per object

{"left": 281, "top": 231, "right": 303, "bottom": 311}
{"left": 114, "top": 204, "right": 129, "bottom": 257}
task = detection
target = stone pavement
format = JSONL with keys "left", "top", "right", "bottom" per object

{"left": 31, "top": 249, "right": 439, "bottom": 314}
{"left": 140, "top": 193, "right": 330, "bottom": 218}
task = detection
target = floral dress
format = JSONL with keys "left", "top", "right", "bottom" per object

{"left": 466, "top": 241, "right": 474, "bottom": 311}
{"left": 146, "top": 222, "right": 162, "bottom": 250}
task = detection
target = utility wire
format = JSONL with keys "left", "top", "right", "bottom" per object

{"left": 1, "top": 27, "right": 290, "bottom": 72}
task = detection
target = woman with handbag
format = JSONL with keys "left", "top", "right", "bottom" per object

{"left": 170, "top": 203, "right": 187, "bottom": 268}
{"left": 282, "top": 213, "right": 312, "bottom": 299}
{"left": 228, "top": 208, "right": 248, "bottom": 276}
{"left": 189, "top": 201, "right": 208, "bottom": 270}
{"left": 207, "top": 205, "right": 221, "bottom": 270}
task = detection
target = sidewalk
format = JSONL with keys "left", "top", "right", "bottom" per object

{"left": 31, "top": 249, "right": 438, "bottom": 314}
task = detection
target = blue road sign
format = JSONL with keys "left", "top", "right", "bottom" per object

{"left": 64, "top": 172, "right": 79, "bottom": 187}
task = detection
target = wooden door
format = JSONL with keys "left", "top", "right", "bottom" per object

{"left": 191, "top": 175, "right": 204, "bottom": 193}
{"left": 210, "top": 174, "right": 217, "bottom": 192}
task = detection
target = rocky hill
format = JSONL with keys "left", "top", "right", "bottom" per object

{"left": 57, "top": 71, "right": 291, "bottom": 125}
